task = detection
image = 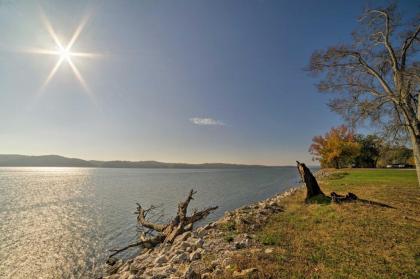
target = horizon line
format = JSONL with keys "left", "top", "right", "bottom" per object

{"left": 0, "top": 153, "right": 320, "bottom": 168}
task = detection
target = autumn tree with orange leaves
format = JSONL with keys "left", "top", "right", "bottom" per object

{"left": 309, "top": 125, "right": 361, "bottom": 169}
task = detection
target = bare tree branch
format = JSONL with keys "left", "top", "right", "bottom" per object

{"left": 401, "top": 25, "right": 420, "bottom": 69}
{"left": 367, "top": 9, "right": 399, "bottom": 71}
{"left": 347, "top": 51, "right": 396, "bottom": 100}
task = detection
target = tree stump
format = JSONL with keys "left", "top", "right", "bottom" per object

{"left": 295, "top": 162, "right": 394, "bottom": 209}
{"left": 296, "top": 161, "right": 325, "bottom": 201}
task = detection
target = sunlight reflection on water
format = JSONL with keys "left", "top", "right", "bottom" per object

{"left": 0, "top": 168, "right": 105, "bottom": 278}
{"left": 0, "top": 167, "right": 301, "bottom": 278}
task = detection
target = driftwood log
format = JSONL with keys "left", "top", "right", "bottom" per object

{"left": 108, "top": 189, "right": 218, "bottom": 261}
{"left": 296, "top": 161, "right": 325, "bottom": 201}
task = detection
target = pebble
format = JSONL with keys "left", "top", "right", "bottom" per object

{"left": 170, "top": 252, "right": 189, "bottom": 264}
{"left": 264, "top": 248, "right": 274, "bottom": 254}
{"left": 153, "top": 255, "right": 167, "bottom": 265}
{"left": 232, "top": 268, "right": 258, "bottom": 278}
{"left": 189, "top": 250, "right": 201, "bottom": 261}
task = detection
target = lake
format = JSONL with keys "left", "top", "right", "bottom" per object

{"left": 0, "top": 167, "right": 303, "bottom": 278}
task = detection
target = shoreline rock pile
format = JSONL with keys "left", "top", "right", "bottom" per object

{"left": 103, "top": 187, "right": 300, "bottom": 279}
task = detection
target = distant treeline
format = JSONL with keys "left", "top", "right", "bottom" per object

{"left": 0, "top": 154, "right": 278, "bottom": 169}
{"left": 309, "top": 126, "right": 413, "bottom": 169}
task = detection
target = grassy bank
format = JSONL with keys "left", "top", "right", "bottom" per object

{"left": 226, "top": 169, "right": 420, "bottom": 278}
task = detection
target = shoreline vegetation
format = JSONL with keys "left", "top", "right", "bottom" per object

{"left": 0, "top": 154, "right": 286, "bottom": 169}
{"left": 103, "top": 168, "right": 420, "bottom": 278}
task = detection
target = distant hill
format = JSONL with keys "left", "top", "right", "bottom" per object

{"left": 0, "top": 154, "right": 278, "bottom": 169}
{"left": 0, "top": 155, "right": 93, "bottom": 167}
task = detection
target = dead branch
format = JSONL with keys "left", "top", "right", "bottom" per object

{"left": 107, "top": 235, "right": 164, "bottom": 260}
{"left": 136, "top": 204, "right": 167, "bottom": 232}
{"left": 162, "top": 189, "right": 218, "bottom": 243}
{"left": 186, "top": 206, "right": 219, "bottom": 224}
{"left": 108, "top": 189, "right": 218, "bottom": 262}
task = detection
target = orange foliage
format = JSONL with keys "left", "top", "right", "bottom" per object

{"left": 309, "top": 125, "right": 360, "bottom": 168}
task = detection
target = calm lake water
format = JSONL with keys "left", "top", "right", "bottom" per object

{"left": 0, "top": 167, "right": 304, "bottom": 278}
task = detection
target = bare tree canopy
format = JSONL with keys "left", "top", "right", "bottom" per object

{"left": 308, "top": 3, "right": 420, "bottom": 184}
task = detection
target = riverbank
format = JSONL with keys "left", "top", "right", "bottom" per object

{"left": 104, "top": 169, "right": 420, "bottom": 278}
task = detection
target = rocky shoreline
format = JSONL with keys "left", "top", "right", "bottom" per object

{"left": 103, "top": 182, "right": 304, "bottom": 279}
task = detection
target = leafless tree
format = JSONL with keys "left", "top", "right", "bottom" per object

{"left": 308, "top": 3, "right": 420, "bottom": 184}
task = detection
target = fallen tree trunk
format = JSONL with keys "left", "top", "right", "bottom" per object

{"left": 330, "top": 192, "right": 358, "bottom": 203}
{"left": 296, "top": 161, "right": 325, "bottom": 201}
{"left": 108, "top": 189, "right": 218, "bottom": 261}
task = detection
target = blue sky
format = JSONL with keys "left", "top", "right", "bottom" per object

{"left": 0, "top": 0, "right": 416, "bottom": 165}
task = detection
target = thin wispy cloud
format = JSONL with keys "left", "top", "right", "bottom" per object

{"left": 189, "top": 117, "right": 225, "bottom": 126}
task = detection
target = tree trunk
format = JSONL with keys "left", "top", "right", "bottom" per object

{"left": 410, "top": 135, "right": 420, "bottom": 186}
{"left": 296, "top": 161, "right": 325, "bottom": 201}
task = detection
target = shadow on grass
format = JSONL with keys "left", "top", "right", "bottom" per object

{"left": 306, "top": 193, "right": 395, "bottom": 208}
{"left": 357, "top": 198, "right": 396, "bottom": 209}
{"left": 306, "top": 194, "right": 332, "bottom": 205}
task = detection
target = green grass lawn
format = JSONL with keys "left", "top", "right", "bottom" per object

{"left": 228, "top": 169, "right": 420, "bottom": 278}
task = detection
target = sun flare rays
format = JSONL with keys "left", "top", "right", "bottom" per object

{"left": 25, "top": 8, "right": 100, "bottom": 102}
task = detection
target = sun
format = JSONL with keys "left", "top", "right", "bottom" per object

{"left": 58, "top": 47, "right": 71, "bottom": 62}
{"left": 22, "top": 8, "right": 101, "bottom": 100}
